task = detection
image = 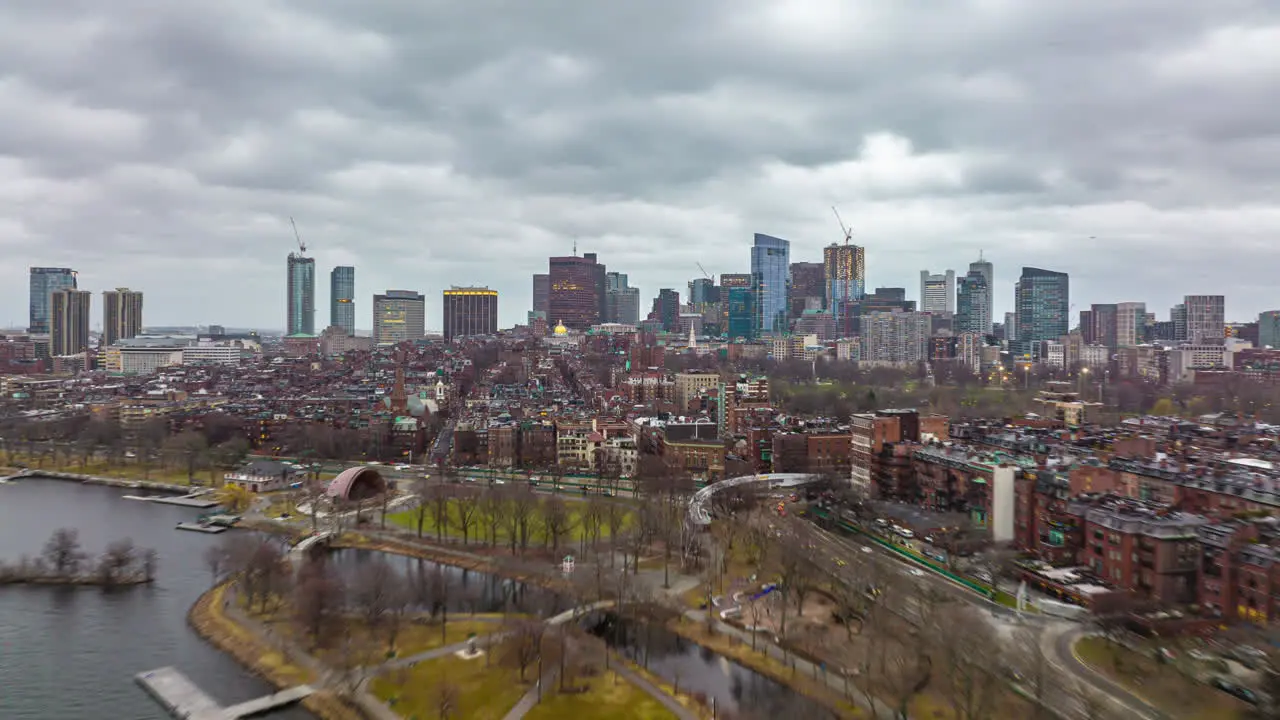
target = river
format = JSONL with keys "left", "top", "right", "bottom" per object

{"left": 0, "top": 479, "right": 312, "bottom": 720}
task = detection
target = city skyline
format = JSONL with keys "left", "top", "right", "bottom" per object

{"left": 2, "top": 2, "right": 1278, "bottom": 329}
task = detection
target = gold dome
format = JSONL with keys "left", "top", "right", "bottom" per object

{"left": 553, "top": 321, "right": 568, "bottom": 336}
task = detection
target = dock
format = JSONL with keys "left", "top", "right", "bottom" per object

{"left": 152, "top": 495, "right": 221, "bottom": 509}
{"left": 135, "top": 666, "right": 314, "bottom": 720}
{"left": 176, "top": 522, "right": 228, "bottom": 534}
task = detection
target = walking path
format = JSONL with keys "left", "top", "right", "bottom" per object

{"left": 610, "top": 661, "right": 700, "bottom": 720}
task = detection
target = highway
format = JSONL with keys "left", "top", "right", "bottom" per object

{"left": 788, "top": 513, "right": 1163, "bottom": 720}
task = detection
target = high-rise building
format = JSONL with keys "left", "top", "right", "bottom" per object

{"left": 1004, "top": 311, "right": 1018, "bottom": 343}
{"left": 688, "top": 277, "right": 717, "bottom": 306}
{"left": 1012, "top": 267, "right": 1069, "bottom": 360}
{"left": 102, "top": 288, "right": 143, "bottom": 346}
{"left": 955, "top": 269, "right": 991, "bottom": 335}
{"left": 1184, "top": 295, "right": 1225, "bottom": 344}
{"left": 968, "top": 255, "right": 993, "bottom": 331}
{"left": 548, "top": 253, "right": 606, "bottom": 330}
{"left": 532, "top": 274, "right": 550, "bottom": 317}
{"left": 50, "top": 288, "right": 91, "bottom": 356}
{"left": 751, "top": 234, "right": 790, "bottom": 336}
{"left": 1089, "top": 304, "right": 1119, "bottom": 350}
{"left": 28, "top": 267, "right": 77, "bottom": 334}
{"left": 788, "top": 262, "right": 825, "bottom": 320}
{"left": 286, "top": 252, "right": 316, "bottom": 336}
{"left": 607, "top": 272, "right": 629, "bottom": 293}
{"left": 1259, "top": 311, "right": 1280, "bottom": 349}
{"left": 860, "top": 311, "right": 931, "bottom": 364}
{"left": 330, "top": 266, "right": 355, "bottom": 336}
{"left": 1116, "top": 302, "right": 1146, "bottom": 347}
{"left": 373, "top": 290, "right": 426, "bottom": 345}
{"left": 604, "top": 272, "right": 639, "bottom": 325}
{"left": 727, "top": 287, "right": 755, "bottom": 340}
{"left": 655, "top": 289, "right": 680, "bottom": 331}
{"left": 919, "top": 270, "right": 955, "bottom": 315}
{"left": 824, "top": 243, "right": 865, "bottom": 325}
{"left": 719, "top": 273, "right": 751, "bottom": 335}
{"left": 442, "top": 287, "right": 498, "bottom": 341}
{"left": 1170, "top": 303, "right": 1188, "bottom": 343}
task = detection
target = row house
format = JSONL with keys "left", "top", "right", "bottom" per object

{"left": 657, "top": 421, "right": 725, "bottom": 483}
{"left": 771, "top": 431, "right": 852, "bottom": 476}
{"left": 1068, "top": 496, "right": 1207, "bottom": 604}
{"left": 1199, "top": 519, "right": 1280, "bottom": 624}
{"left": 851, "top": 409, "right": 950, "bottom": 493}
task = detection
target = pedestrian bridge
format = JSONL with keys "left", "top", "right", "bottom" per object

{"left": 687, "top": 473, "right": 822, "bottom": 526}
{"left": 288, "top": 532, "right": 333, "bottom": 562}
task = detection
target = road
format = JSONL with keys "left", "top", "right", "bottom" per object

{"left": 791, "top": 514, "right": 1163, "bottom": 720}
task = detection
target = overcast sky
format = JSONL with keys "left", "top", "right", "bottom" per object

{"left": 2, "top": 1, "right": 1278, "bottom": 332}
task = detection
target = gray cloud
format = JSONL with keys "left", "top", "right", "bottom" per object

{"left": 2, "top": 0, "right": 1279, "bottom": 331}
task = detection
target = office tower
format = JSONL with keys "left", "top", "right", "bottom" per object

{"left": 102, "top": 288, "right": 143, "bottom": 346}
{"left": 955, "top": 269, "right": 991, "bottom": 335}
{"left": 824, "top": 243, "right": 865, "bottom": 314}
{"left": 968, "top": 255, "right": 993, "bottom": 331}
{"left": 860, "top": 311, "right": 931, "bottom": 364}
{"left": 1170, "top": 303, "right": 1188, "bottom": 342}
{"left": 373, "top": 290, "right": 426, "bottom": 345}
{"left": 919, "top": 269, "right": 955, "bottom": 314}
{"left": 727, "top": 286, "right": 755, "bottom": 340}
{"left": 1089, "top": 304, "right": 1118, "bottom": 350}
{"left": 28, "top": 267, "right": 77, "bottom": 334}
{"left": 1184, "top": 295, "right": 1225, "bottom": 344}
{"left": 1004, "top": 311, "right": 1017, "bottom": 343}
{"left": 1012, "top": 267, "right": 1069, "bottom": 360}
{"left": 286, "top": 252, "right": 316, "bottom": 335}
{"left": 1259, "top": 311, "right": 1280, "bottom": 349}
{"left": 1115, "top": 302, "right": 1146, "bottom": 347}
{"left": 719, "top": 273, "right": 751, "bottom": 335}
{"left": 606, "top": 272, "right": 629, "bottom": 293}
{"left": 532, "top": 274, "right": 550, "bottom": 317}
{"left": 751, "top": 233, "right": 790, "bottom": 336}
{"left": 330, "top": 266, "right": 355, "bottom": 335}
{"left": 1079, "top": 309, "right": 1095, "bottom": 343}
{"left": 548, "top": 253, "right": 606, "bottom": 330}
{"left": 442, "top": 287, "right": 498, "bottom": 341}
{"left": 603, "top": 272, "right": 639, "bottom": 325}
{"left": 688, "top": 277, "right": 717, "bottom": 306}
{"left": 655, "top": 289, "right": 680, "bottom": 331}
{"left": 50, "top": 289, "right": 91, "bottom": 356}
{"left": 789, "top": 262, "right": 825, "bottom": 320}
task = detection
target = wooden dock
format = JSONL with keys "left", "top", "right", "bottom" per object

{"left": 176, "top": 522, "right": 228, "bottom": 534}
{"left": 152, "top": 495, "right": 220, "bottom": 509}
{"left": 135, "top": 666, "right": 314, "bottom": 719}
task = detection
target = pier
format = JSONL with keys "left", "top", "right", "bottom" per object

{"left": 176, "top": 522, "right": 228, "bottom": 534}
{"left": 135, "top": 667, "right": 313, "bottom": 719}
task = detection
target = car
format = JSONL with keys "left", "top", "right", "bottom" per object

{"left": 908, "top": 568, "right": 925, "bottom": 577}
{"left": 834, "top": 559, "right": 847, "bottom": 567}
{"left": 861, "top": 546, "right": 873, "bottom": 554}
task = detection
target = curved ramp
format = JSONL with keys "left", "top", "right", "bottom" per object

{"left": 687, "top": 473, "right": 822, "bottom": 526}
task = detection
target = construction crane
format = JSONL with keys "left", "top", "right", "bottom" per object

{"left": 290, "top": 217, "right": 306, "bottom": 254}
{"left": 832, "top": 206, "right": 853, "bottom": 245}
{"left": 695, "top": 262, "right": 712, "bottom": 280}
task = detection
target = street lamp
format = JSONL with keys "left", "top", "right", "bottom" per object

{"left": 1079, "top": 367, "right": 1090, "bottom": 400}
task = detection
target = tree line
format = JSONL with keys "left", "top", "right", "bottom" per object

{"left": 0, "top": 527, "right": 157, "bottom": 587}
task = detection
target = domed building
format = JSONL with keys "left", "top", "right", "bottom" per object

{"left": 326, "top": 466, "right": 388, "bottom": 502}
{"left": 546, "top": 319, "right": 577, "bottom": 350}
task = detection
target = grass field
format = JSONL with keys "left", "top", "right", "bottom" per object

{"left": 372, "top": 653, "right": 530, "bottom": 720}
{"left": 524, "top": 670, "right": 679, "bottom": 720}
{"left": 1074, "top": 637, "right": 1248, "bottom": 720}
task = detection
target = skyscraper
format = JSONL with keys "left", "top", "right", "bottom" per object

{"left": 727, "top": 286, "right": 755, "bottom": 340}
{"left": 1170, "top": 303, "right": 1188, "bottom": 343}
{"left": 789, "top": 262, "right": 825, "bottom": 319}
{"left": 50, "top": 288, "right": 90, "bottom": 356}
{"left": 1115, "top": 302, "right": 1146, "bottom": 347}
{"left": 286, "top": 252, "right": 316, "bottom": 336}
{"left": 1089, "top": 304, "right": 1118, "bottom": 350}
{"left": 1184, "top": 295, "right": 1225, "bottom": 344}
{"left": 373, "top": 290, "right": 426, "bottom": 345}
{"left": 28, "top": 267, "right": 77, "bottom": 334}
{"left": 548, "top": 253, "right": 606, "bottom": 330}
{"left": 688, "top": 277, "right": 717, "bottom": 306}
{"left": 955, "top": 269, "right": 991, "bottom": 335}
{"left": 330, "top": 266, "right": 355, "bottom": 335}
{"left": 531, "top": 274, "right": 550, "bottom": 317}
{"left": 442, "top": 287, "right": 498, "bottom": 341}
{"left": 919, "top": 270, "right": 955, "bottom": 315}
{"left": 102, "top": 288, "right": 143, "bottom": 346}
{"left": 1259, "top": 311, "right": 1280, "bottom": 349}
{"left": 968, "top": 255, "right": 993, "bottom": 332}
{"left": 751, "top": 233, "right": 790, "bottom": 336}
{"left": 1012, "top": 267, "right": 1069, "bottom": 360}
{"left": 824, "top": 243, "right": 864, "bottom": 328}
{"left": 655, "top": 289, "right": 681, "bottom": 331}
{"left": 604, "top": 272, "right": 639, "bottom": 324}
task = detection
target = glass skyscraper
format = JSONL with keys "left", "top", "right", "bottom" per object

{"left": 956, "top": 269, "right": 991, "bottom": 335}
{"left": 28, "top": 267, "right": 77, "bottom": 334}
{"left": 1013, "top": 267, "right": 1069, "bottom": 360}
{"left": 330, "top": 266, "right": 355, "bottom": 336}
{"left": 751, "top": 233, "right": 790, "bottom": 336}
{"left": 727, "top": 287, "right": 755, "bottom": 340}
{"left": 287, "top": 252, "right": 316, "bottom": 336}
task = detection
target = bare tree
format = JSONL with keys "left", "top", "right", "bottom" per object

{"left": 411, "top": 476, "right": 432, "bottom": 538}
{"left": 879, "top": 634, "right": 933, "bottom": 720}
{"left": 540, "top": 495, "right": 572, "bottom": 553}
{"left": 602, "top": 499, "right": 628, "bottom": 568}
{"left": 581, "top": 493, "right": 606, "bottom": 553}
{"left": 428, "top": 484, "right": 452, "bottom": 542}
{"left": 453, "top": 486, "right": 481, "bottom": 546}
{"left": 500, "top": 618, "right": 547, "bottom": 682}
{"left": 97, "top": 538, "right": 138, "bottom": 586}
{"left": 509, "top": 487, "right": 538, "bottom": 552}
{"left": 480, "top": 486, "right": 506, "bottom": 548}
{"left": 42, "top": 528, "right": 86, "bottom": 578}
{"left": 935, "top": 606, "right": 1002, "bottom": 720}
{"left": 293, "top": 557, "right": 345, "bottom": 647}
{"left": 203, "top": 544, "right": 226, "bottom": 587}
{"left": 141, "top": 548, "right": 159, "bottom": 582}
{"left": 353, "top": 559, "right": 396, "bottom": 644}
{"left": 302, "top": 476, "right": 327, "bottom": 533}
{"left": 1013, "top": 626, "right": 1053, "bottom": 718}
{"left": 434, "top": 678, "right": 461, "bottom": 720}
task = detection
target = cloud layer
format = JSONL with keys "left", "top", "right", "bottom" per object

{"left": 2, "top": 0, "right": 1278, "bottom": 331}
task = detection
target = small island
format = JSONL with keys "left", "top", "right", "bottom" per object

{"left": 0, "top": 527, "right": 157, "bottom": 587}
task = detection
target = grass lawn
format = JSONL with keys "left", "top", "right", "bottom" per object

{"left": 1074, "top": 637, "right": 1248, "bottom": 720}
{"left": 372, "top": 653, "right": 529, "bottom": 720}
{"left": 387, "top": 499, "right": 632, "bottom": 548}
{"left": 524, "top": 670, "right": 679, "bottom": 720}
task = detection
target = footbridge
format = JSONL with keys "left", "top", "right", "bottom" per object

{"left": 687, "top": 473, "right": 822, "bottom": 526}
{"left": 287, "top": 532, "right": 333, "bottom": 563}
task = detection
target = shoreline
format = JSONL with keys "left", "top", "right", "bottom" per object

{"left": 0, "top": 575, "right": 153, "bottom": 587}
{"left": 187, "top": 581, "right": 367, "bottom": 720}
{"left": 4, "top": 469, "right": 192, "bottom": 494}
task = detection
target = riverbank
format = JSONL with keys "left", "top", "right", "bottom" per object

{"left": 187, "top": 581, "right": 366, "bottom": 720}
{"left": 3, "top": 468, "right": 192, "bottom": 494}
{"left": 0, "top": 575, "right": 152, "bottom": 587}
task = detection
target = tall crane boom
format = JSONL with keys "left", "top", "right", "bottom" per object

{"left": 832, "top": 206, "right": 853, "bottom": 245}
{"left": 696, "top": 262, "right": 712, "bottom": 280}
{"left": 290, "top": 217, "right": 306, "bottom": 254}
